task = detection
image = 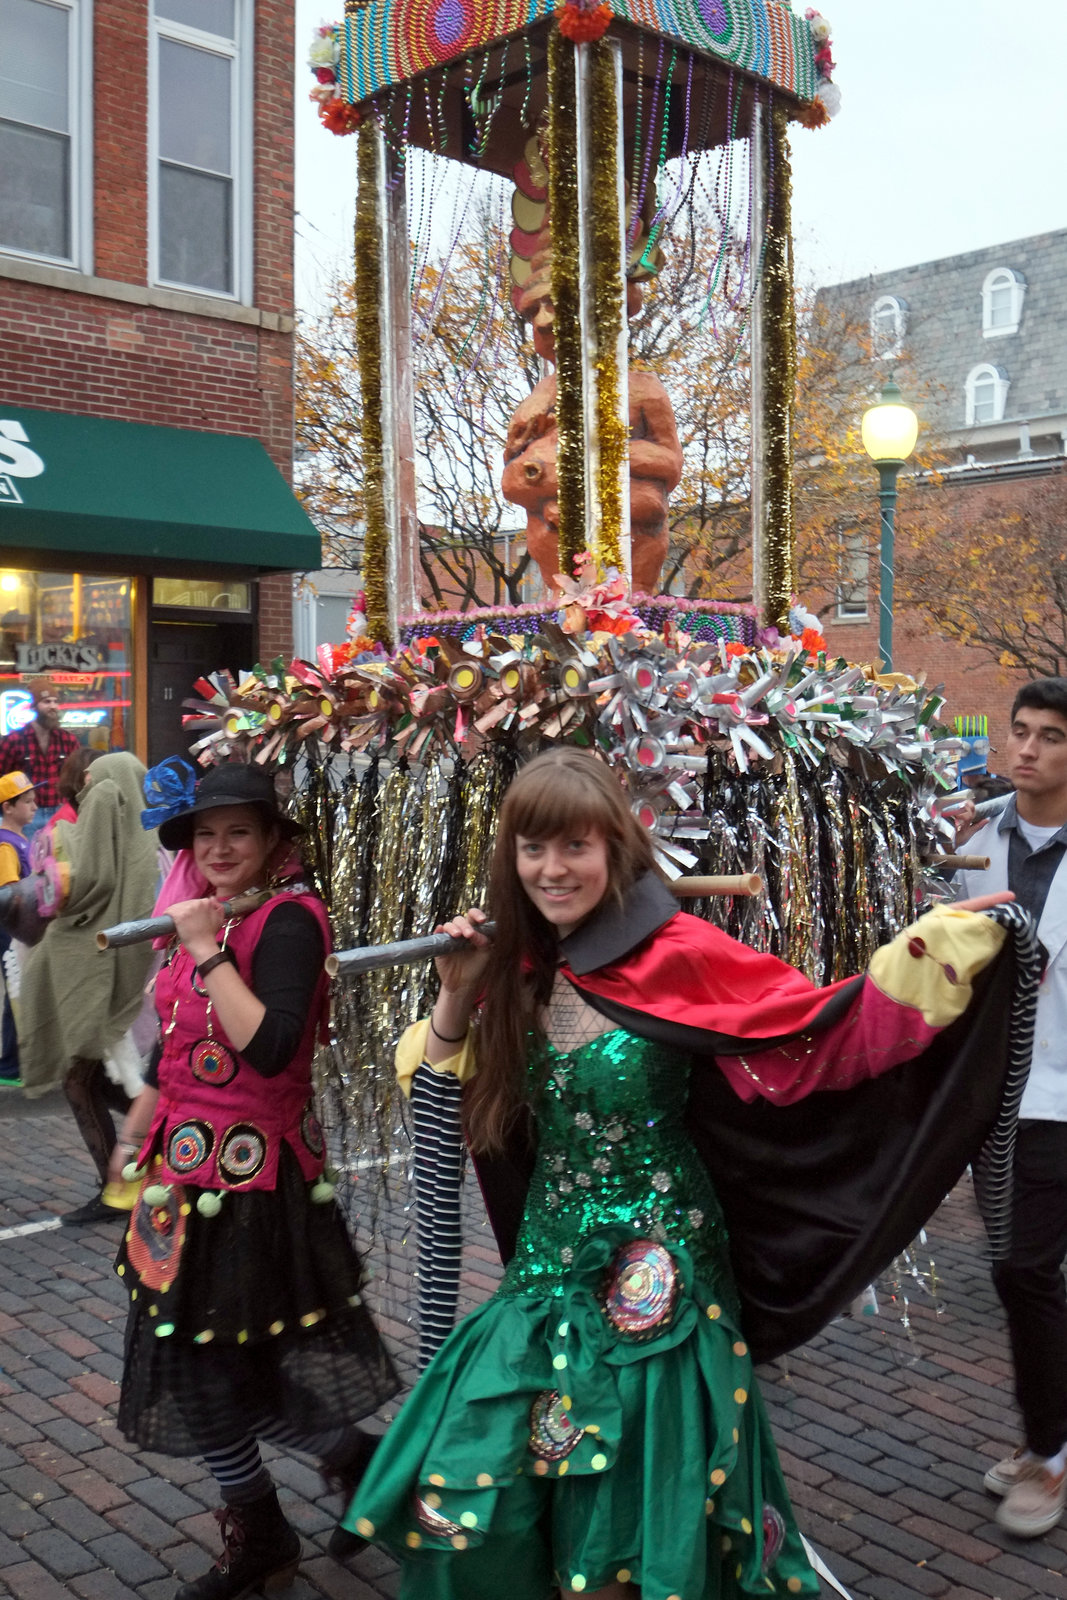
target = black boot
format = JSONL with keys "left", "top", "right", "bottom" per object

{"left": 175, "top": 1486, "right": 301, "bottom": 1600}
{"left": 322, "top": 1428, "right": 380, "bottom": 1561}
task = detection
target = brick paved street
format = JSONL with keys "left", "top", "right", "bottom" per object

{"left": 0, "top": 1093, "right": 1064, "bottom": 1600}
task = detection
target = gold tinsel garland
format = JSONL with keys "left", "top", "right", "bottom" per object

{"left": 355, "top": 121, "right": 390, "bottom": 644}
{"left": 587, "top": 40, "right": 626, "bottom": 574}
{"left": 547, "top": 26, "right": 586, "bottom": 575}
{"left": 760, "top": 104, "right": 797, "bottom": 634}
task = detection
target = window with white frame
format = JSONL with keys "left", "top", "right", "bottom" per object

{"left": 151, "top": 0, "right": 251, "bottom": 299}
{"left": 870, "top": 295, "right": 907, "bottom": 359}
{"left": 0, "top": 0, "right": 90, "bottom": 266}
{"left": 982, "top": 267, "right": 1025, "bottom": 337}
{"left": 965, "top": 364, "right": 1009, "bottom": 426}
{"left": 836, "top": 530, "right": 869, "bottom": 620}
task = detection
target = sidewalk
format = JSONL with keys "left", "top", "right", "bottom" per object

{"left": 0, "top": 1095, "right": 1064, "bottom": 1600}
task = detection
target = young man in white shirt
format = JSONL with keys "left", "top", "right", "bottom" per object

{"left": 957, "top": 677, "right": 1067, "bottom": 1537}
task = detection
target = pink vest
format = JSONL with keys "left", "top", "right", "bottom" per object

{"left": 144, "top": 887, "right": 331, "bottom": 1193}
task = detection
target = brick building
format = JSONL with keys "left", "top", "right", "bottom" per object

{"left": 0, "top": 0, "right": 317, "bottom": 764}
{"left": 813, "top": 230, "right": 1067, "bottom": 760}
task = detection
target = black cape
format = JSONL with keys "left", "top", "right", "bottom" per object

{"left": 471, "top": 876, "right": 1037, "bottom": 1363}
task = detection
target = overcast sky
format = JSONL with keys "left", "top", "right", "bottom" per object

{"left": 294, "top": 0, "right": 1067, "bottom": 314}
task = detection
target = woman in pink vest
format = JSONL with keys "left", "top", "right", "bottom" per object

{"left": 108, "top": 762, "right": 398, "bottom": 1600}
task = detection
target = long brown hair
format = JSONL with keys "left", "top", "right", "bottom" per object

{"left": 464, "top": 748, "right": 658, "bottom": 1154}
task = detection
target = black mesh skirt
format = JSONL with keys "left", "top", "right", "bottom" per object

{"left": 116, "top": 1145, "right": 399, "bottom": 1455}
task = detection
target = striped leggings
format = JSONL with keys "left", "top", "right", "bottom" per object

{"left": 411, "top": 1063, "right": 465, "bottom": 1370}
{"left": 203, "top": 1417, "right": 348, "bottom": 1502}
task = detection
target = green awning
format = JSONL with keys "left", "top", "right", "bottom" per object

{"left": 0, "top": 404, "right": 321, "bottom": 572}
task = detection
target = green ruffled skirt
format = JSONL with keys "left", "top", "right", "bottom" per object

{"left": 347, "top": 1226, "right": 818, "bottom": 1599}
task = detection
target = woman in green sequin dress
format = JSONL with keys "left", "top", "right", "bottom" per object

{"left": 346, "top": 750, "right": 822, "bottom": 1600}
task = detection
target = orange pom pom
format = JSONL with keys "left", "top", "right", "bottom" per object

{"left": 319, "top": 97, "right": 361, "bottom": 136}
{"left": 557, "top": 2, "right": 612, "bottom": 43}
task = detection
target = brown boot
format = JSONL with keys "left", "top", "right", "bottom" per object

{"left": 175, "top": 1486, "right": 300, "bottom": 1599}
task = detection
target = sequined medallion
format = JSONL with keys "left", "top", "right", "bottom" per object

{"left": 602, "top": 1239, "right": 679, "bottom": 1337}
{"left": 529, "top": 1389, "right": 586, "bottom": 1461}
{"left": 167, "top": 1119, "right": 214, "bottom": 1174}
{"left": 127, "top": 1179, "right": 188, "bottom": 1291}
{"left": 190, "top": 1039, "right": 238, "bottom": 1086}
{"left": 301, "top": 1104, "right": 325, "bottom": 1159}
{"left": 414, "top": 1495, "right": 464, "bottom": 1537}
{"left": 762, "top": 1503, "right": 786, "bottom": 1571}
{"left": 217, "top": 1122, "right": 267, "bottom": 1185}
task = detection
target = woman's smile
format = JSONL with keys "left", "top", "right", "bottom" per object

{"left": 192, "top": 806, "right": 274, "bottom": 897}
{"left": 516, "top": 829, "right": 609, "bottom": 938}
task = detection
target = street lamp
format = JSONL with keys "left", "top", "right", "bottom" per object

{"left": 861, "top": 379, "right": 919, "bottom": 672}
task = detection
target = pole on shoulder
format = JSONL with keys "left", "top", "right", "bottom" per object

{"left": 323, "top": 873, "right": 763, "bottom": 979}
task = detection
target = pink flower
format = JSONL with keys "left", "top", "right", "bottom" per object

{"left": 314, "top": 66, "right": 336, "bottom": 83}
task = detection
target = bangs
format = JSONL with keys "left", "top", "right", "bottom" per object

{"left": 502, "top": 752, "right": 627, "bottom": 842}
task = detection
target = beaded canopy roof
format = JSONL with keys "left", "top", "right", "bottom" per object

{"left": 338, "top": 0, "right": 818, "bottom": 118}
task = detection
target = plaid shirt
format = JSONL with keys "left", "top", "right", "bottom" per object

{"left": 0, "top": 723, "right": 81, "bottom": 809}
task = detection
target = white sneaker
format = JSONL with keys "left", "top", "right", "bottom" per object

{"left": 984, "top": 1447, "right": 1031, "bottom": 1497}
{"left": 995, "top": 1461, "right": 1067, "bottom": 1538}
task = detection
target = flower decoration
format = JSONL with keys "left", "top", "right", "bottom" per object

{"left": 814, "top": 80, "right": 841, "bottom": 118}
{"left": 796, "top": 97, "right": 830, "bottom": 130}
{"left": 142, "top": 756, "right": 197, "bottom": 832}
{"left": 346, "top": 591, "right": 368, "bottom": 638}
{"left": 557, "top": 0, "right": 613, "bottom": 43}
{"left": 801, "top": 10, "right": 841, "bottom": 123}
{"left": 551, "top": 554, "right": 641, "bottom": 636}
{"left": 320, "top": 97, "right": 362, "bottom": 135}
{"left": 307, "top": 23, "right": 361, "bottom": 135}
{"left": 308, "top": 27, "right": 340, "bottom": 69}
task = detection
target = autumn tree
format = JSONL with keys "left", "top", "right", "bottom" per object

{"left": 296, "top": 205, "right": 538, "bottom": 605}
{"left": 896, "top": 466, "right": 1067, "bottom": 676}
{"left": 790, "top": 294, "right": 950, "bottom": 622}
{"left": 295, "top": 173, "right": 936, "bottom": 614}
{"left": 297, "top": 207, "right": 750, "bottom": 604}
{"left": 295, "top": 291, "right": 365, "bottom": 570}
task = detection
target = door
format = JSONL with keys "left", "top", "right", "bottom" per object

{"left": 147, "top": 620, "right": 254, "bottom": 766}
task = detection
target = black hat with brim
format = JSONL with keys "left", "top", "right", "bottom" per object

{"left": 158, "top": 763, "right": 303, "bottom": 852}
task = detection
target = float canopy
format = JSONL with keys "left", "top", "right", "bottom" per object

{"left": 338, "top": 1, "right": 820, "bottom": 174}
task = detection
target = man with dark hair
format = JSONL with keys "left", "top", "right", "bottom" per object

{"left": 0, "top": 678, "right": 80, "bottom": 839}
{"left": 957, "top": 676, "right": 1067, "bottom": 1537}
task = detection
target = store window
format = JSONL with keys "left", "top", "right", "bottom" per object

{"left": 154, "top": 576, "right": 251, "bottom": 610}
{"left": 150, "top": 0, "right": 251, "bottom": 299}
{"left": 0, "top": 0, "right": 91, "bottom": 267}
{"left": 0, "top": 570, "right": 134, "bottom": 748}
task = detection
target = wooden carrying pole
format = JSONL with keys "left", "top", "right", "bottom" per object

{"left": 324, "top": 873, "right": 762, "bottom": 978}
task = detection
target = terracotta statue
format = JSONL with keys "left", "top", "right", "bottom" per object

{"left": 502, "top": 146, "right": 683, "bottom": 596}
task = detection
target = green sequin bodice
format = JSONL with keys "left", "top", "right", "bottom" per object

{"left": 500, "top": 1029, "right": 736, "bottom": 1305}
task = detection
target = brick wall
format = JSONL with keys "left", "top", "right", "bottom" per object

{"left": 258, "top": 572, "right": 296, "bottom": 664}
{"left": 0, "top": 289, "right": 294, "bottom": 471}
{"left": 93, "top": 0, "right": 149, "bottom": 284}
{"left": 0, "top": 0, "right": 300, "bottom": 652}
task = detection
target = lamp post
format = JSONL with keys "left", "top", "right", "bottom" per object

{"left": 861, "top": 379, "right": 919, "bottom": 673}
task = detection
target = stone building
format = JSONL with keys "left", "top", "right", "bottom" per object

{"left": 813, "top": 229, "right": 1067, "bottom": 759}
